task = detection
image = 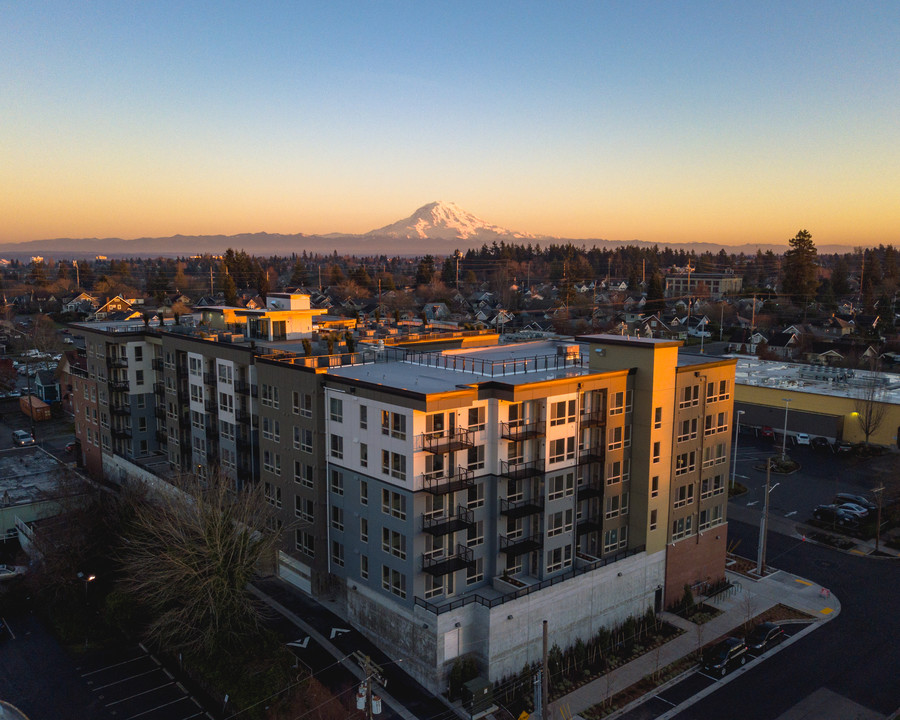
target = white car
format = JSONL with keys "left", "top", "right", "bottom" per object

{"left": 11, "top": 430, "right": 34, "bottom": 446}
{"left": 795, "top": 433, "right": 810, "bottom": 445}
{"left": 0, "top": 564, "right": 24, "bottom": 581}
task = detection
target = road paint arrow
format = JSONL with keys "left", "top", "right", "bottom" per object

{"left": 287, "top": 637, "right": 310, "bottom": 649}
{"left": 746, "top": 500, "right": 759, "bottom": 506}
{"left": 330, "top": 627, "right": 351, "bottom": 639}
{"left": 785, "top": 511, "right": 797, "bottom": 517}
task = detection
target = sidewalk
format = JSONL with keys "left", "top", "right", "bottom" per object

{"left": 549, "top": 568, "right": 840, "bottom": 719}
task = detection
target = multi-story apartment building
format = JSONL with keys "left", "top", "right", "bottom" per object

{"left": 665, "top": 271, "right": 742, "bottom": 300}
{"left": 69, "top": 303, "right": 735, "bottom": 694}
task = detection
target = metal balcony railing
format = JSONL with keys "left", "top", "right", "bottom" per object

{"left": 422, "top": 427, "right": 474, "bottom": 454}
{"left": 422, "top": 466, "right": 474, "bottom": 495}
{"left": 499, "top": 534, "right": 542, "bottom": 557}
{"left": 498, "top": 459, "right": 544, "bottom": 481}
{"left": 499, "top": 497, "right": 545, "bottom": 519}
{"left": 422, "top": 544, "right": 474, "bottom": 576}
{"left": 422, "top": 506, "right": 475, "bottom": 536}
{"left": 500, "top": 421, "right": 544, "bottom": 441}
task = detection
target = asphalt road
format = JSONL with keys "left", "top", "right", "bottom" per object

{"left": 671, "top": 518, "right": 900, "bottom": 720}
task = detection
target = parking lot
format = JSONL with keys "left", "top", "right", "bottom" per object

{"left": 619, "top": 623, "right": 811, "bottom": 720}
{"left": 78, "top": 645, "right": 213, "bottom": 720}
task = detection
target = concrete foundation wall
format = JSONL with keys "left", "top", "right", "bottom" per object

{"left": 345, "top": 550, "right": 665, "bottom": 694}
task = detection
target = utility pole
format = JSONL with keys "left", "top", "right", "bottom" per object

{"left": 541, "top": 620, "right": 549, "bottom": 720}
{"left": 873, "top": 486, "right": 885, "bottom": 552}
{"left": 455, "top": 250, "right": 461, "bottom": 290}
{"left": 751, "top": 293, "right": 757, "bottom": 333}
{"left": 353, "top": 652, "right": 385, "bottom": 720}
{"left": 757, "top": 457, "right": 772, "bottom": 576}
{"left": 210, "top": 265, "right": 214, "bottom": 295}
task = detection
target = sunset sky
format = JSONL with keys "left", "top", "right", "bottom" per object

{"left": 2, "top": 2, "right": 898, "bottom": 247}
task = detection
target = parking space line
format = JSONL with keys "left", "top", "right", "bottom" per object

{"left": 1, "top": 617, "right": 15, "bottom": 640}
{"left": 122, "top": 695, "right": 193, "bottom": 720}
{"left": 92, "top": 667, "right": 162, "bottom": 691}
{"left": 82, "top": 654, "right": 146, "bottom": 676}
{"left": 697, "top": 671, "right": 719, "bottom": 681}
{"left": 793, "top": 578, "right": 812, "bottom": 586}
{"left": 105, "top": 681, "right": 176, "bottom": 707}
{"left": 654, "top": 695, "right": 676, "bottom": 706}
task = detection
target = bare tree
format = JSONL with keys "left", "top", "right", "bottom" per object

{"left": 854, "top": 377, "right": 888, "bottom": 446}
{"left": 117, "top": 469, "right": 281, "bottom": 658}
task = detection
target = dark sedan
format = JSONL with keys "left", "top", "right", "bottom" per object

{"left": 746, "top": 621, "right": 785, "bottom": 651}
{"left": 702, "top": 637, "right": 748, "bottom": 676}
{"left": 812, "top": 504, "right": 858, "bottom": 527}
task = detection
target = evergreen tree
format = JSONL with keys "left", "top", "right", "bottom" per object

{"left": 289, "top": 260, "right": 308, "bottom": 287}
{"left": 645, "top": 271, "right": 665, "bottom": 312}
{"left": 415, "top": 255, "right": 436, "bottom": 286}
{"left": 222, "top": 273, "right": 238, "bottom": 306}
{"left": 781, "top": 229, "right": 819, "bottom": 303}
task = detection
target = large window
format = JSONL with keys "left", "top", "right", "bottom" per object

{"left": 549, "top": 437, "right": 575, "bottom": 464}
{"left": 381, "top": 411, "right": 406, "bottom": 440}
{"left": 468, "top": 406, "right": 486, "bottom": 431}
{"left": 381, "top": 566, "right": 406, "bottom": 599}
{"left": 261, "top": 384, "right": 279, "bottom": 408}
{"left": 381, "top": 489, "right": 406, "bottom": 520}
{"left": 550, "top": 400, "right": 576, "bottom": 426}
{"left": 381, "top": 450, "right": 407, "bottom": 480}
{"left": 547, "top": 472, "right": 574, "bottom": 500}
{"left": 329, "top": 397, "right": 343, "bottom": 422}
{"left": 330, "top": 434, "right": 344, "bottom": 460}
{"left": 673, "top": 484, "right": 694, "bottom": 508}
{"left": 381, "top": 528, "right": 407, "bottom": 559}
{"left": 546, "top": 545, "right": 572, "bottom": 573}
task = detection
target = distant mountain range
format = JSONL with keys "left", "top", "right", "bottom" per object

{"left": 0, "top": 201, "right": 863, "bottom": 258}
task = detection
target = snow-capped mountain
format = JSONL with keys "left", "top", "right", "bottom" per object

{"left": 366, "top": 201, "right": 536, "bottom": 242}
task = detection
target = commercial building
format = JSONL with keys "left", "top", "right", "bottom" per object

{"left": 665, "top": 272, "right": 742, "bottom": 300}
{"left": 68, "top": 302, "right": 736, "bottom": 693}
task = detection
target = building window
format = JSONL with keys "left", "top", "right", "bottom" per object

{"left": 467, "top": 557, "right": 484, "bottom": 585}
{"left": 673, "top": 484, "right": 695, "bottom": 508}
{"left": 261, "top": 384, "right": 279, "bottom": 408}
{"left": 360, "top": 404, "right": 367, "bottom": 429}
{"left": 262, "top": 417, "right": 280, "bottom": 441}
{"left": 675, "top": 451, "right": 696, "bottom": 476}
{"left": 360, "top": 442, "right": 368, "bottom": 467}
{"left": 296, "top": 530, "right": 315, "bottom": 557}
{"left": 360, "top": 517, "right": 368, "bottom": 543}
{"left": 381, "top": 566, "right": 406, "bottom": 599}
{"left": 650, "top": 508, "right": 658, "bottom": 531}
{"left": 547, "top": 472, "right": 574, "bottom": 500}
{"left": 550, "top": 400, "right": 576, "bottom": 426}
{"left": 651, "top": 475, "right": 659, "bottom": 498}
{"left": 295, "top": 497, "right": 314, "bottom": 523}
{"left": 605, "top": 493, "right": 628, "bottom": 519}
{"left": 360, "top": 480, "right": 368, "bottom": 505}
{"left": 546, "top": 545, "right": 572, "bottom": 573}
{"left": 330, "top": 434, "right": 343, "bottom": 460}
{"left": 263, "top": 451, "right": 281, "bottom": 476}
{"left": 264, "top": 482, "right": 282, "bottom": 508}
{"left": 603, "top": 526, "right": 627, "bottom": 553}
{"left": 547, "top": 509, "right": 573, "bottom": 537}
{"left": 701, "top": 474, "right": 726, "bottom": 498}
{"left": 679, "top": 385, "right": 700, "bottom": 408}
{"left": 331, "top": 541, "right": 344, "bottom": 567}
{"left": 382, "top": 528, "right": 406, "bottom": 559}
{"left": 654, "top": 406, "right": 662, "bottom": 429}
{"left": 330, "top": 470, "right": 344, "bottom": 496}
{"left": 672, "top": 515, "right": 693, "bottom": 541}
{"left": 329, "top": 397, "right": 343, "bottom": 422}
{"left": 331, "top": 506, "right": 344, "bottom": 531}
{"left": 678, "top": 418, "right": 698, "bottom": 442}
{"left": 381, "top": 450, "right": 407, "bottom": 480}
{"left": 467, "top": 482, "right": 485, "bottom": 509}
{"left": 549, "top": 437, "right": 575, "bottom": 464}
{"left": 609, "top": 391, "right": 624, "bottom": 416}
{"left": 467, "top": 445, "right": 485, "bottom": 470}
{"left": 381, "top": 411, "right": 406, "bottom": 440}
{"left": 467, "top": 520, "right": 484, "bottom": 547}
{"left": 381, "top": 489, "right": 406, "bottom": 520}
{"left": 294, "top": 461, "right": 314, "bottom": 488}
{"left": 189, "top": 357, "right": 202, "bottom": 376}
{"left": 299, "top": 393, "right": 312, "bottom": 417}
{"left": 190, "top": 384, "right": 203, "bottom": 403}
{"left": 468, "top": 406, "right": 485, "bottom": 431}
{"left": 360, "top": 554, "right": 369, "bottom": 580}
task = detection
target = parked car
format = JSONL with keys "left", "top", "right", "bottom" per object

{"left": 0, "top": 564, "right": 24, "bottom": 581}
{"left": 833, "top": 493, "right": 877, "bottom": 514}
{"left": 812, "top": 504, "right": 857, "bottom": 526}
{"left": 837, "top": 503, "right": 869, "bottom": 519}
{"left": 832, "top": 441, "right": 854, "bottom": 454}
{"left": 795, "top": 433, "right": 810, "bottom": 445}
{"left": 11, "top": 430, "right": 34, "bottom": 446}
{"left": 703, "top": 637, "right": 748, "bottom": 676}
{"left": 760, "top": 426, "right": 775, "bottom": 439}
{"left": 65, "top": 441, "right": 77, "bottom": 454}
{"left": 811, "top": 436, "right": 831, "bottom": 450}
{"left": 746, "top": 621, "right": 786, "bottom": 651}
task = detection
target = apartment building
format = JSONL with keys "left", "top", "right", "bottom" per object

{"left": 68, "top": 307, "right": 735, "bottom": 694}
{"left": 665, "top": 271, "right": 743, "bottom": 299}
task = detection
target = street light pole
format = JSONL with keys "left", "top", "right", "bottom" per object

{"left": 731, "top": 410, "right": 745, "bottom": 490}
{"left": 780, "top": 398, "right": 792, "bottom": 461}
{"left": 873, "top": 486, "right": 885, "bottom": 553}
{"left": 757, "top": 458, "right": 772, "bottom": 576}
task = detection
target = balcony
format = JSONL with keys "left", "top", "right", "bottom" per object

{"left": 154, "top": 382, "right": 165, "bottom": 396}
{"left": 204, "top": 399, "right": 218, "bottom": 414}
{"left": 422, "top": 544, "right": 474, "bottom": 576}
{"left": 106, "top": 356, "right": 128, "bottom": 369}
{"left": 499, "top": 534, "right": 542, "bottom": 557}
{"left": 499, "top": 497, "right": 544, "bottom": 519}
{"left": 423, "top": 506, "right": 474, "bottom": 536}
{"left": 498, "top": 459, "right": 544, "bottom": 481}
{"left": 235, "top": 380, "right": 253, "bottom": 396}
{"left": 155, "top": 430, "right": 168, "bottom": 444}
{"left": 111, "top": 427, "right": 132, "bottom": 440}
{"left": 577, "top": 449, "right": 604, "bottom": 466}
{"left": 236, "top": 409, "right": 257, "bottom": 425}
{"left": 422, "top": 466, "right": 474, "bottom": 495}
{"left": 154, "top": 406, "right": 166, "bottom": 419}
{"left": 422, "top": 427, "right": 474, "bottom": 454}
{"left": 203, "top": 372, "right": 216, "bottom": 386}
{"left": 500, "top": 421, "right": 544, "bottom": 441}
{"left": 580, "top": 409, "right": 606, "bottom": 428}
{"left": 108, "top": 379, "right": 130, "bottom": 392}
{"left": 151, "top": 358, "right": 163, "bottom": 371}
{"left": 110, "top": 403, "right": 131, "bottom": 416}
{"left": 205, "top": 424, "right": 219, "bottom": 439}
{"left": 576, "top": 481, "right": 604, "bottom": 501}
{"left": 576, "top": 518, "right": 603, "bottom": 537}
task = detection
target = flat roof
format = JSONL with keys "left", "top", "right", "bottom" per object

{"left": 326, "top": 340, "right": 591, "bottom": 394}
{"left": 0, "top": 447, "right": 80, "bottom": 507}
{"left": 733, "top": 356, "right": 900, "bottom": 404}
